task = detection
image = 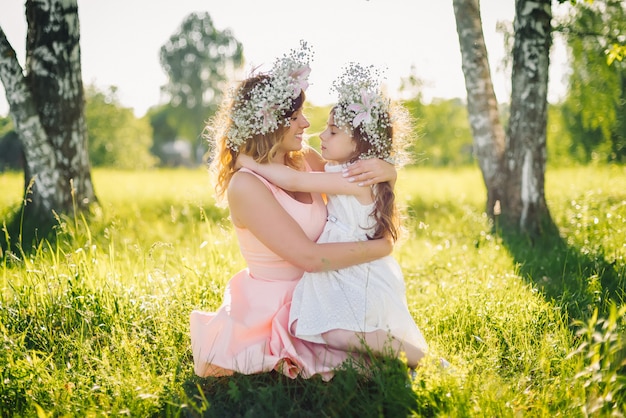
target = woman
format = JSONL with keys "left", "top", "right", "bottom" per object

{"left": 190, "top": 42, "right": 395, "bottom": 381}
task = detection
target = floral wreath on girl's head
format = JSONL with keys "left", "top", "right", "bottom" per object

{"left": 226, "top": 41, "right": 314, "bottom": 152}
{"left": 331, "top": 63, "right": 395, "bottom": 161}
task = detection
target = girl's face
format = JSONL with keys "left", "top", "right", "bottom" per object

{"left": 319, "top": 114, "right": 356, "bottom": 163}
{"left": 278, "top": 108, "right": 310, "bottom": 154}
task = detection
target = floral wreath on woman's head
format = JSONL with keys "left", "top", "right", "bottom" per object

{"left": 226, "top": 41, "right": 314, "bottom": 152}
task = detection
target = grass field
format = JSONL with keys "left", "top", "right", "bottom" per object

{"left": 1, "top": 165, "right": 625, "bottom": 417}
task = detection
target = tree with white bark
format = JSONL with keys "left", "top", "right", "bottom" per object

{"left": 0, "top": 0, "right": 95, "bottom": 236}
{"left": 453, "top": 0, "right": 555, "bottom": 235}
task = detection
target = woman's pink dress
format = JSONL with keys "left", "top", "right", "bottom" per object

{"left": 190, "top": 168, "right": 349, "bottom": 381}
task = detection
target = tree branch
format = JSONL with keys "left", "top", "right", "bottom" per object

{"left": 552, "top": 25, "right": 624, "bottom": 46}
{"left": 0, "top": 24, "right": 28, "bottom": 111}
{"left": 0, "top": 23, "right": 59, "bottom": 213}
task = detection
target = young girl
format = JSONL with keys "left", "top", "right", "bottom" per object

{"left": 238, "top": 63, "right": 428, "bottom": 368}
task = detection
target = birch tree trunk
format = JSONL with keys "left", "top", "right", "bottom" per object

{"left": 0, "top": 0, "right": 95, "bottom": 228}
{"left": 452, "top": 0, "right": 506, "bottom": 218}
{"left": 505, "top": 0, "right": 552, "bottom": 233}
{"left": 453, "top": 0, "right": 553, "bottom": 234}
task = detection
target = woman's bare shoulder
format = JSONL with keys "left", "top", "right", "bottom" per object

{"left": 228, "top": 170, "right": 272, "bottom": 203}
{"left": 229, "top": 169, "right": 260, "bottom": 189}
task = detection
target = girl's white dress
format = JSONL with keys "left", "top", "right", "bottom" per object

{"left": 288, "top": 163, "right": 428, "bottom": 356}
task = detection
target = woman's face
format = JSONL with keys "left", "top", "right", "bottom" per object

{"left": 319, "top": 114, "right": 356, "bottom": 163}
{"left": 279, "top": 108, "right": 310, "bottom": 153}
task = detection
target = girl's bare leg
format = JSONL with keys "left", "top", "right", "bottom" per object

{"left": 321, "top": 329, "right": 425, "bottom": 368}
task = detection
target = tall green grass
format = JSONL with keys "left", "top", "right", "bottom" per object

{"left": 1, "top": 165, "right": 625, "bottom": 417}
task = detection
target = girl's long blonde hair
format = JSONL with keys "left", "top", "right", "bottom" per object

{"left": 334, "top": 100, "right": 412, "bottom": 242}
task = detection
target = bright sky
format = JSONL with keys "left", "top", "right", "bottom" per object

{"left": 0, "top": 0, "right": 568, "bottom": 118}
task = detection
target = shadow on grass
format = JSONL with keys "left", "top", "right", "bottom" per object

{"left": 496, "top": 217, "right": 625, "bottom": 322}
{"left": 405, "top": 195, "right": 624, "bottom": 322}
{"left": 156, "top": 357, "right": 442, "bottom": 418}
{"left": 0, "top": 204, "right": 57, "bottom": 258}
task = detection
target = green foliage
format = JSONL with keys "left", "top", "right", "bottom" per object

{"left": 159, "top": 12, "right": 243, "bottom": 158}
{"left": 1, "top": 166, "right": 625, "bottom": 416}
{"left": 544, "top": 102, "right": 613, "bottom": 167}
{"left": 404, "top": 97, "right": 474, "bottom": 166}
{"left": 569, "top": 304, "right": 626, "bottom": 415}
{"left": 546, "top": 104, "right": 576, "bottom": 166}
{"left": 561, "top": 0, "right": 626, "bottom": 162}
{"left": 606, "top": 43, "right": 626, "bottom": 65}
{"left": 85, "top": 85, "right": 157, "bottom": 169}
{"left": 0, "top": 116, "right": 21, "bottom": 172}
{"left": 0, "top": 171, "right": 20, "bottom": 212}
{"left": 146, "top": 103, "right": 189, "bottom": 166}
{"left": 0, "top": 115, "right": 13, "bottom": 137}
{"left": 303, "top": 103, "right": 332, "bottom": 151}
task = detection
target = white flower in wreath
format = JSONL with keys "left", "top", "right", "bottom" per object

{"left": 256, "top": 103, "right": 278, "bottom": 131}
{"left": 347, "top": 88, "right": 377, "bottom": 128}
{"left": 290, "top": 64, "right": 311, "bottom": 97}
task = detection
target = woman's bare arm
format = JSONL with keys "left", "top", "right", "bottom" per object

{"left": 239, "top": 155, "right": 369, "bottom": 198}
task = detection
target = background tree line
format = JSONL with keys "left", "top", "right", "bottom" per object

{"left": 0, "top": 92, "right": 621, "bottom": 172}
{"left": 0, "top": 0, "right": 623, "bottom": 243}
{"left": 1, "top": 3, "right": 623, "bottom": 173}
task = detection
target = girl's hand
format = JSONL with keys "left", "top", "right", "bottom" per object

{"left": 342, "top": 158, "right": 397, "bottom": 187}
